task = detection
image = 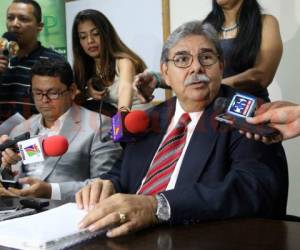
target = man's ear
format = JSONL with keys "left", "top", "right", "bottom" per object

{"left": 69, "top": 83, "right": 78, "bottom": 101}
{"left": 160, "top": 63, "right": 171, "bottom": 88}
{"left": 37, "top": 22, "right": 44, "bottom": 33}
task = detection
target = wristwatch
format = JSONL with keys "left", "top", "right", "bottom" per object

{"left": 155, "top": 193, "right": 171, "bottom": 223}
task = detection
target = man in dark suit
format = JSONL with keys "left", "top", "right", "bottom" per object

{"left": 76, "top": 20, "right": 288, "bottom": 238}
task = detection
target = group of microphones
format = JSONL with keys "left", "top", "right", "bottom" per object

{"left": 105, "top": 92, "right": 279, "bottom": 144}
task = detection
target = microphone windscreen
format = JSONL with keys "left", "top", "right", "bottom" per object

{"left": 124, "top": 110, "right": 149, "bottom": 134}
{"left": 42, "top": 135, "right": 68, "bottom": 156}
{"left": 2, "top": 32, "right": 17, "bottom": 42}
{"left": 213, "top": 97, "right": 228, "bottom": 114}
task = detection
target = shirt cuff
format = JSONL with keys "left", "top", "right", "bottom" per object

{"left": 50, "top": 183, "right": 61, "bottom": 200}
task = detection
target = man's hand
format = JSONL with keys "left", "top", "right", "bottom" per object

{"left": 0, "top": 182, "right": 18, "bottom": 197}
{"left": 241, "top": 101, "right": 300, "bottom": 143}
{"left": 76, "top": 179, "right": 115, "bottom": 211}
{"left": 133, "top": 70, "right": 158, "bottom": 103}
{"left": 0, "top": 135, "right": 21, "bottom": 175}
{"left": 79, "top": 193, "right": 158, "bottom": 238}
{"left": 0, "top": 55, "right": 8, "bottom": 74}
{"left": 8, "top": 177, "right": 52, "bottom": 198}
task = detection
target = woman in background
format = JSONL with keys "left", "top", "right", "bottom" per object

{"left": 134, "top": 0, "right": 282, "bottom": 101}
{"left": 203, "top": 0, "right": 282, "bottom": 100}
{"left": 72, "top": 9, "right": 151, "bottom": 112}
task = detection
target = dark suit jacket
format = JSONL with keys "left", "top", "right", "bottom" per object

{"left": 102, "top": 85, "right": 288, "bottom": 224}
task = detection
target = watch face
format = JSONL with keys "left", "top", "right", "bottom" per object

{"left": 156, "top": 194, "right": 171, "bottom": 222}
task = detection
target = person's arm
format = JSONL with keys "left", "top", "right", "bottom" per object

{"left": 222, "top": 15, "right": 283, "bottom": 91}
{"left": 161, "top": 134, "right": 288, "bottom": 224}
{"left": 245, "top": 101, "right": 300, "bottom": 143}
{"left": 117, "top": 58, "right": 136, "bottom": 110}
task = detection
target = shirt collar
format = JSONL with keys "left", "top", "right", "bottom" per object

{"left": 173, "top": 100, "right": 203, "bottom": 128}
{"left": 37, "top": 107, "right": 71, "bottom": 134}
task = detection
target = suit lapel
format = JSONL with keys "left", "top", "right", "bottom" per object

{"left": 176, "top": 101, "right": 219, "bottom": 186}
{"left": 40, "top": 105, "right": 82, "bottom": 180}
{"left": 131, "top": 98, "right": 176, "bottom": 191}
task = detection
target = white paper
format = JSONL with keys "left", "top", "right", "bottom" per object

{"left": 0, "top": 203, "right": 89, "bottom": 250}
{"left": 0, "top": 112, "right": 25, "bottom": 135}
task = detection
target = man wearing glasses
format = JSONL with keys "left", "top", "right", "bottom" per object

{"left": 74, "top": 21, "right": 288, "bottom": 238}
{"left": 0, "top": 58, "right": 122, "bottom": 200}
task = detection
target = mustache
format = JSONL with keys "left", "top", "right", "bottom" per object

{"left": 184, "top": 74, "right": 210, "bottom": 86}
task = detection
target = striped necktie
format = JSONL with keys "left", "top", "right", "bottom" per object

{"left": 138, "top": 113, "right": 191, "bottom": 195}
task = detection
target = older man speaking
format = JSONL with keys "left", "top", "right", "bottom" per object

{"left": 76, "top": 21, "right": 288, "bottom": 238}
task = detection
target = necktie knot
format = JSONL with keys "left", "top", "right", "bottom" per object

{"left": 176, "top": 113, "right": 191, "bottom": 129}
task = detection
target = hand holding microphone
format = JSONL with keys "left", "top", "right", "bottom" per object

{"left": 1, "top": 133, "right": 68, "bottom": 168}
{"left": 214, "top": 93, "right": 280, "bottom": 138}
{"left": 86, "top": 75, "right": 108, "bottom": 100}
{"left": 0, "top": 32, "right": 19, "bottom": 73}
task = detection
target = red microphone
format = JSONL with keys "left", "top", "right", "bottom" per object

{"left": 17, "top": 135, "right": 69, "bottom": 164}
{"left": 111, "top": 110, "right": 149, "bottom": 142}
{"left": 43, "top": 135, "right": 69, "bottom": 156}
{"left": 124, "top": 110, "right": 149, "bottom": 134}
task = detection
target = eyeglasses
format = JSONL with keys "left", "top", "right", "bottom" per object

{"left": 32, "top": 89, "right": 69, "bottom": 101}
{"left": 167, "top": 51, "right": 220, "bottom": 68}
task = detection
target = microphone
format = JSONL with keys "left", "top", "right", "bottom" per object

{"left": 214, "top": 93, "right": 279, "bottom": 137}
{"left": 17, "top": 135, "right": 69, "bottom": 165}
{"left": 0, "top": 132, "right": 30, "bottom": 151}
{"left": 0, "top": 32, "right": 19, "bottom": 58}
{"left": 104, "top": 110, "right": 149, "bottom": 142}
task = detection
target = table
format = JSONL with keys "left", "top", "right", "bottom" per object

{"left": 1, "top": 198, "right": 299, "bottom": 250}
{"left": 71, "top": 218, "right": 300, "bottom": 250}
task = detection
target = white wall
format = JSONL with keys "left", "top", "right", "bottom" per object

{"left": 169, "top": 0, "right": 300, "bottom": 216}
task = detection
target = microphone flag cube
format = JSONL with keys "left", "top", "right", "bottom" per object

{"left": 17, "top": 136, "right": 46, "bottom": 165}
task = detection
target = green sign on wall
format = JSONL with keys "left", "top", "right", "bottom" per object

{"left": 0, "top": 0, "right": 67, "bottom": 57}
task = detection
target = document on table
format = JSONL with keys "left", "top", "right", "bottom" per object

{"left": 0, "top": 203, "right": 104, "bottom": 250}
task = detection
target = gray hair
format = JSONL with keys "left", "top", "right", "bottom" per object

{"left": 160, "top": 20, "right": 223, "bottom": 63}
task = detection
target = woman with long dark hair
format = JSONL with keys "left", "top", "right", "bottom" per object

{"left": 72, "top": 9, "right": 151, "bottom": 111}
{"left": 203, "top": 0, "right": 282, "bottom": 100}
{"left": 134, "top": 0, "right": 282, "bottom": 101}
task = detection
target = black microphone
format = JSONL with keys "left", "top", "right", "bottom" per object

{"left": 213, "top": 97, "right": 228, "bottom": 114}
{"left": 214, "top": 94, "right": 279, "bottom": 137}
{"left": 0, "top": 32, "right": 19, "bottom": 58}
{"left": 0, "top": 132, "right": 30, "bottom": 151}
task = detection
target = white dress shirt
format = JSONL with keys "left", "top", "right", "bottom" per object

{"left": 23, "top": 109, "right": 70, "bottom": 200}
{"left": 137, "top": 100, "right": 203, "bottom": 192}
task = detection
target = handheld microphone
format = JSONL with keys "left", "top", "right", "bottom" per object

{"left": 0, "top": 132, "right": 30, "bottom": 151}
{"left": 214, "top": 93, "right": 279, "bottom": 137}
{"left": 104, "top": 110, "right": 149, "bottom": 142}
{"left": 17, "top": 135, "right": 69, "bottom": 165}
{"left": 0, "top": 32, "right": 19, "bottom": 58}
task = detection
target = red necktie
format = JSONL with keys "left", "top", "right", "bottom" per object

{"left": 138, "top": 113, "right": 191, "bottom": 195}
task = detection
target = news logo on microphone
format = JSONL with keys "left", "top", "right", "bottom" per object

{"left": 17, "top": 135, "right": 69, "bottom": 165}
{"left": 17, "top": 136, "right": 46, "bottom": 165}
{"left": 227, "top": 93, "right": 256, "bottom": 118}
